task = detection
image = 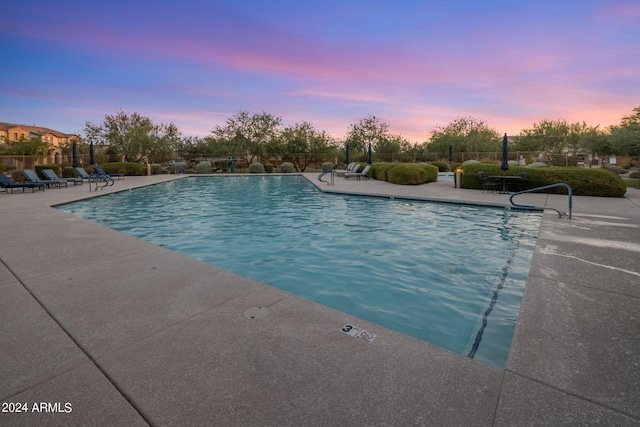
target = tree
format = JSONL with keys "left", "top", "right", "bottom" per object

{"left": 579, "top": 127, "right": 611, "bottom": 156}
{"left": 376, "top": 134, "right": 415, "bottom": 162}
{"left": 515, "top": 119, "right": 601, "bottom": 165}
{"left": 2, "top": 136, "right": 53, "bottom": 156}
{"left": 84, "top": 110, "right": 181, "bottom": 163}
{"left": 148, "top": 122, "right": 181, "bottom": 163}
{"left": 271, "top": 122, "right": 337, "bottom": 171}
{"left": 345, "top": 115, "right": 390, "bottom": 154}
{"left": 609, "top": 106, "right": 640, "bottom": 156}
{"left": 211, "top": 111, "right": 282, "bottom": 164}
{"left": 426, "top": 117, "right": 500, "bottom": 154}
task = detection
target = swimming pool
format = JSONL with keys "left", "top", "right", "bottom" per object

{"left": 58, "top": 175, "right": 541, "bottom": 367}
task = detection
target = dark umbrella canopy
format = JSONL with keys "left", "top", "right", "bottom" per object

{"left": 448, "top": 145, "right": 453, "bottom": 162}
{"left": 72, "top": 142, "right": 78, "bottom": 168}
{"left": 500, "top": 133, "right": 509, "bottom": 172}
{"left": 367, "top": 143, "right": 372, "bottom": 164}
{"left": 89, "top": 141, "right": 95, "bottom": 165}
{"left": 345, "top": 144, "right": 350, "bottom": 164}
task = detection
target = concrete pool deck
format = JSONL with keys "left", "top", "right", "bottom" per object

{"left": 1, "top": 173, "right": 638, "bottom": 425}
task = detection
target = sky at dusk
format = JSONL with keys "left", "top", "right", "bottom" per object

{"left": 1, "top": 0, "right": 639, "bottom": 143}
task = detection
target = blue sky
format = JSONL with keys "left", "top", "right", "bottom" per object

{"left": 1, "top": 0, "right": 638, "bottom": 142}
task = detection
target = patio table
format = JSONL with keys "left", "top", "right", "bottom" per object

{"left": 489, "top": 175, "right": 523, "bottom": 194}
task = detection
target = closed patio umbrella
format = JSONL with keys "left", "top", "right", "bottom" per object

{"left": 89, "top": 141, "right": 95, "bottom": 165}
{"left": 345, "top": 144, "right": 350, "bottom": 165}
{"left": 448, "top": 145, "right": 453, "bottom": 162}
{"left": 500, "top": 133, "right": 509, "bottom": 173}
{"left": 72, "top": 142, "right": 78, "bottom": 168}
{"left": 368, "top": 143, "right": 372, "bottom": 164}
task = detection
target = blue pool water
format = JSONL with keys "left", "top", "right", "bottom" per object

{"left": 58, "top": 175, "right": 541, "bottom": 367}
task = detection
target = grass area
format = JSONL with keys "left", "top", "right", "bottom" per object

{"left": 623, "top": 179, "right": 639, "bottom": 188}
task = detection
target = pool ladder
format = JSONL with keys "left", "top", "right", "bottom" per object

{"left": 509, "top": 183, "right": 572, "bottom": 219}
{"left": 318, "top": 170, "right": 334, "bottom": 186}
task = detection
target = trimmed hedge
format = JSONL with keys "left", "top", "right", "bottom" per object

{"left": 62, "top": 166, "right": 77, "bottom": 178}
{"left": 321, "top": 162, "right": 334, "bottom": 171}
{"left": 100, "top": 162, "right": 147, "bottom": 176}
{"left": 429, "top": 161, "right": 448, "bottom": 172}
{"left": 460, "top": 163, "right": 626, "bottom": 197}
{"left": 387, "top": 163, "right": 438, "bottom": 185}
{"left": 369, "top": 162, "right": 397, "bottom": 181}
{"left": 249, "top": 163, "right": 265, "bottom": 173}
{"left": 195, "top": 161, "right": 212, "bottom": 174}
{"left": 280, "top": 162, "right": 295, "bottom": 173}
{"left": 264, "top": 163, "right": 274, "bottom": 173}
{"left": 35, "top": 164, "right": 61, "bottom": 178}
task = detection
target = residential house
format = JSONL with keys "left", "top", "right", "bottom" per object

{"left": 0, "top": 122, "right": 80, "bottom": 167}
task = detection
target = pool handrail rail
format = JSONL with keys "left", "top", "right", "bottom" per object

{"left": 510, "top": 183, "right": 572, "bottom": 219}
{"left": 318, "top": 169, "right": 334, "bottom": 185}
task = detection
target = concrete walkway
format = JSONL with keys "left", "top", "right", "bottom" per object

{"left": 1, "top": 173, "right": 638, "bottom": 426}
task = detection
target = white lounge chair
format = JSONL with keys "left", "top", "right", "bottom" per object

{"left": 335, "top": 163, "right": 360, "bottom": 177}
{"left": 344, "top": 165, "right": 371, "bottom": 180}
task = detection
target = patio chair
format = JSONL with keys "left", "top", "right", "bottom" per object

{"left": 93, "top": 166, "right": 124, "bottom": 180}
{"left": 0, "top": 174, "right": 45, "bottom": 193}
{"left": 42, "top": 169, "right": 83, "bottom": 186}
{"left": 344, "top": 165, "right": 371, "bottom": 180}
{"left": 77, "top": 167, "right": 114, "bottom": 186}
{"left": 23, "top": 169, "right": 67, "bottom": 188}
{"left": 478, "top": 171, "right": 498, "bottom": 194}
{"left": 336, "top": 163, "right": 360, "bottom": 177}
{"left": 512, "top": 172, "right": 528, "bottom": 192}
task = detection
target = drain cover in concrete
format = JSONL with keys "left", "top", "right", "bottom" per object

{"left": 244, "top": 306, "right": 269, "bottom": 319}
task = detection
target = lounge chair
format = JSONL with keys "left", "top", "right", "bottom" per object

{"left": 334, "top": 163, "right": 356, "bottom": 176}
{"left": 93, "top": 166, "right": 124, "bottom": 180}
{"left": 344, "top": 165, "right": 371, "bottom": 180}
{"left": 76, "top": 167, "right": 114, "bottom": 187}
{"left": 23, "top": 169, "right": 67, "bottom": 188}
{"left": 42, "top": 169, "right": 83, "bottom": 186}
{"left": 0, "top": 174, "right": 45, "bottom": 193}
{"left": 336, "top": 163, "right": 360, "bottom": 177}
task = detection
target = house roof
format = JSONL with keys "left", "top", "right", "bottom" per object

{"left": 0, "top": 121, "right": 74, "bottom": 138}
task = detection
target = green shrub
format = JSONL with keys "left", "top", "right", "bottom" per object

{"left": 622, "top": 163, "right": 631, "bottom": 170}
{"left": 195, "top": 161, "right": 212, "bottom": 174}
{"left": 264, "top": 163, "right": 274, "bottom": 173}
{"left": 173, "top": 162, "right": 188, "bottom": 174}
{"left": 604, "top": 164, "right": 624, "bottom": 175}
{"left": 151, "top": 163, "right": 162, "bottom": 175}
{"left": 35, "top": 164, "right": 61, "bottom": 178}
{"left": 630, "top": 171, "right": 638, "bottom": 179}
{"left": 419, "top": 164, "right": 439, "bottom": 182}
{"left": 100, "top": 162, "right": 146, "bottom": 176}
{"left": 388, "top": 164, "right": 435, "bottom": 185}
{"left": 526, "top": 162, "right": 548, "bottom": 168}
{"left": 460, "top": 163, "right": 626, "bottom": 197}
{"left": 321, "top": 162, "right": 334, "bottom": 171}
{"left": 280, "top": 162, "right": 295, "bottom": 173}
{"left": 249, "top": 163, "right": 265, "bottom": 173}
{"left": 369, "top": 162, "right": 396, "bottom": 181}
{"left": 62, "top": 166, "right": 76, "bottom": 178}
{"left": 462, "top": 159, "right": 479, "bottom": 165}
{"left": 430, "top": 161, "right": 448, "bottom": 172}
{"left": 508, "top": 160, "right": 519, "bottom": 167}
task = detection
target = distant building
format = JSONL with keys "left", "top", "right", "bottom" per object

{"left": 0, "top": 121, "right": 80, "bottom": 163}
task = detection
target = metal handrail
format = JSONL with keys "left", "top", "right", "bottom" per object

{"left": 510, "top": 183, "right": 573, "bottom": 219}
{"left": 318, "top": 170, "right": 334, "bottom": 186}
